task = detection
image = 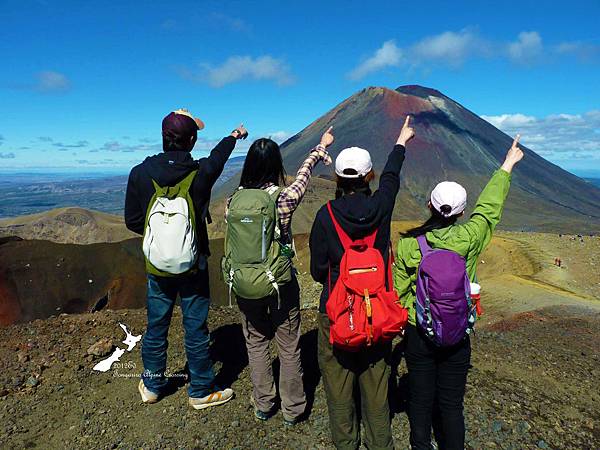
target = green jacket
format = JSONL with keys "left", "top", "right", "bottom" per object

{"left": 393, "top": 169, "right": 512, "bottom": 325}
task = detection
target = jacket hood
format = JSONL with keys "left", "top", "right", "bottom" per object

{"left": 141, "top": 151, "right": 198, "bottom": 186}
{"left": 330, "top": 192, "right": 382, "bottom": 239}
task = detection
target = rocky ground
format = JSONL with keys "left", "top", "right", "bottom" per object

{"left": 1, "top": 228, "right": 599, "bottom": 449}
{"left": 0, "top": 303, "right": 599, "bottom": 450}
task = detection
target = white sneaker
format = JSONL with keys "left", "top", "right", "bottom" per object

{"left": 138, "top": 379, "right": 159, "bottom": 404}
{"left": 188, "top": 388, "right": 235, "bottom": 410}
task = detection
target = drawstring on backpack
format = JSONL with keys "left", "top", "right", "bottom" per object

{"left": 228, "top": 269, "right": 235, "bottom": 308}
{"left": 265, "top": 270, "right": 281, "bottom": 309}
{"left": 364, "top": 288, "right": 373, "bottom": 346}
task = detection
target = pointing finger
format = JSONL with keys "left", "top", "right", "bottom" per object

{"left": 404, "top": 115, "right": 411, "bottom": 127}
{"left": 512, "top": 134, "right": 521, "bottom": 147}
{"left": 326, "top": 126, "right": 333, "bottom": 134}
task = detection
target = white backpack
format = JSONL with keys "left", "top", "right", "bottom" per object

{"left": 142, "top": 170, "right": 198, "bottom": 276}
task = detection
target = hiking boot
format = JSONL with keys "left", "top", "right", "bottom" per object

{"left": 283, "top": 415, "right": 300, "bottom": 427}
{"left": 255, "top": 409, "right": 274, "bottom": 421}
{"left": 188, "top": 388, "right": 234, "bottom": 410}
{"left": 250, "top": 394, "right": 275, "bottom": 421}
{"left": 138, "top": 379, "right": 159, "bottom": 404}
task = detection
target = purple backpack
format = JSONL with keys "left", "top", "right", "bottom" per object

{"left": 415, "top": 235, "right": 472, "bottom": 347}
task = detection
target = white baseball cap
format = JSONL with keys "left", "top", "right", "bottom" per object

{"left": 335, "top": 147, "right": 373, "bottom": 178}
{"left": 430, "top": 181, "right": 467, "bottom": 218}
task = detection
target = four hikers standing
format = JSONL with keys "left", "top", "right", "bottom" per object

{"left": 125, "top": 108, "right": 524, "bottom": 449}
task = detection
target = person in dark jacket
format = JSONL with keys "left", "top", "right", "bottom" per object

{"left": 309, "top": 116, "right": 415, "bottom": 449}
{"left": 125, "top": 108, "right": 247, "bottom": 410}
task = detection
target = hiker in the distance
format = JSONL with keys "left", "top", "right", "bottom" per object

{"left": 393, "top": 135, "right": 524, "bottom": 450}
{"left": 124, "top": 109, "right": 248, "bottom": 409}
{"left": 222, "top": 130, "right": 333, "bottom": 425}
{"left": 309, "top": 116, "right": 416, "bottom": 449}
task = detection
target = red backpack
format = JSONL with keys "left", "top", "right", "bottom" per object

{"left": 325, "top": 202, "right": 408, "bottom": 351}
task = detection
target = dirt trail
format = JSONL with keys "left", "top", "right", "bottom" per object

{"left": 473, "top": 232, "right": 600, "bottom": 324}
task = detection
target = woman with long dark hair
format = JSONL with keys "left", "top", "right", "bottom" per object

{"left": 226, "top": 130, "right": 333, "bottom": 425}
{"left": 394, "top": 135, "right": 525, "bottom": 450}
{"left": 309, "top": 116, "right": 415, "bottom": 449}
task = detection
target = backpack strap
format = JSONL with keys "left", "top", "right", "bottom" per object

{"left": 151, "top": 170, "right": 198, "bottom": 199}
{"left": 151, "top": 179, "right": 162, "bottom": 194}
{"left": 178, "top": 170, "right": 198, "bottom": 196}
{"left": 326, "top": 201, "right": 377, "bottom": 250}
{"left": 268, "top": 186, "right": 283, "bottom": 241}
{"left": 416, "top": 235, "right": 433, "bottom": 256}
{"left": 386, "top": 241, "right": 395, "bottom": 289}
{"left": 266, "top": 185, "right": 282, "bottom": 197}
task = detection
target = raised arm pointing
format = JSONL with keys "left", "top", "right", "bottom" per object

{"left": 501, "top": 134, "right": 524, "bottom": 173}
{"left": 396, "top": 115, "right": 415, "bottom": 147}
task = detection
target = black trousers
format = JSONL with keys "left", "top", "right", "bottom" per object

{"left": 404, "top": 324, "right": 471, "bottom": 450}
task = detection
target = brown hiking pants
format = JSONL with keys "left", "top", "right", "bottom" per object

{"left": 237, "top": 275, "right": 307, "bottom": 420}
{"left": 318, "top": 313, "right": 394, "bottom": 450}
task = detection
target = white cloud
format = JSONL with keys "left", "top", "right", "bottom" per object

{"left": 347, "top": 30, "right": 488, "bottom": 79}
{"left": 349, "top": 31, "right": 486, "bottom": 80}
{"left": 481, "top": 113, "right": 537, "bottom": 129}
{"left": 193, "top": 137, "right": 225, "bottom": 151}
{"left": 180, "top": 55, "right": 294, "bottom": 87}
{"left": 90, "top": 140, "right": 162, "bottom": 153}
{"left": 554, "top": 41, "right": 600, "bottom": 61}
{"left": 348, "top": 30, "right": 599, "bottom": 79}
{"left": 208, "top": 12, "right": 250, "bottom": 33}
{"left": 348, "top": 40, "right": 403, "bottom": 80}
{"left": 507, "top": 31, "right": 543, "bottom": 63}
{"left": 52, "top": 140, "right": 89, "bottom": 150}
{"left": 411, "top": 30, "right": 486, "bottom": 66}
{"left": 35, "top": 71, "right": 71, "bottom": 92}
{"left": 482, "top": 111, "right": 600, "bottom": 162}
{"left": 267, "top": 130, "right": 293, "bottom": 144}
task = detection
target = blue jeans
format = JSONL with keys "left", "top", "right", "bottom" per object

{"left": 141, "top": 269, "right": 215, "bottom": 398}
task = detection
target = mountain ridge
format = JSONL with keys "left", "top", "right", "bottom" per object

{"left": 216, "top": 84, "right": 600, "bottom": 233}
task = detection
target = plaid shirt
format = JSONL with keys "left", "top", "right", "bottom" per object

{"left": 272, "top": 144, "right": 332, "bottom": 242}
{"left": 226, "top": 144, "right": 331, "bottom": 243}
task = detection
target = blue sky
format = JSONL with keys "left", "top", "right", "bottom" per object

{"left": 1, "top": 0, "right": 599, "bottom": 175}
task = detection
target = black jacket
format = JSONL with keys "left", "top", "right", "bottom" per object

{"left": 309, "top": 144, "right": 406, "bottom": 312}
{"left": 124, "top": 136, "right": 236, "bottom": 258}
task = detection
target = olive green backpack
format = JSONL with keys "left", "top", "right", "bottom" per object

{"left": 222, "top": 186, "right": 292, "bottom": 306}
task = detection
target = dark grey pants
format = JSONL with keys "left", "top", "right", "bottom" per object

{"left": 318, "top": 313, "right": 394, "bottom": 450}
{"left": 237, "top": 275, "right": 307, "bottom": 420}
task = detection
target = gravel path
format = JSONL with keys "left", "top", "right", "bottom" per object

{"left": 1, "top": 303, "right": 599, "bottom": 449}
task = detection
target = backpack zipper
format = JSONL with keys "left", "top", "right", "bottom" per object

{"left": 349, "top": 267, "right": 377, "bottom": 275}
{"left": 261, "top": 217, "right": 267, "bottom": 261}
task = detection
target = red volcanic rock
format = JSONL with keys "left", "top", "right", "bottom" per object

{"left": 0, "top": 269, "right": 21, "bottom": 326}
{"left": 86, "top": 338, "right": 114, "bottom": 357}
{"left": 0, "top": 235, "right": 231, "bottom": 325}
{"left": 0, "top": 237, "right": 147, "bottom": 325}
